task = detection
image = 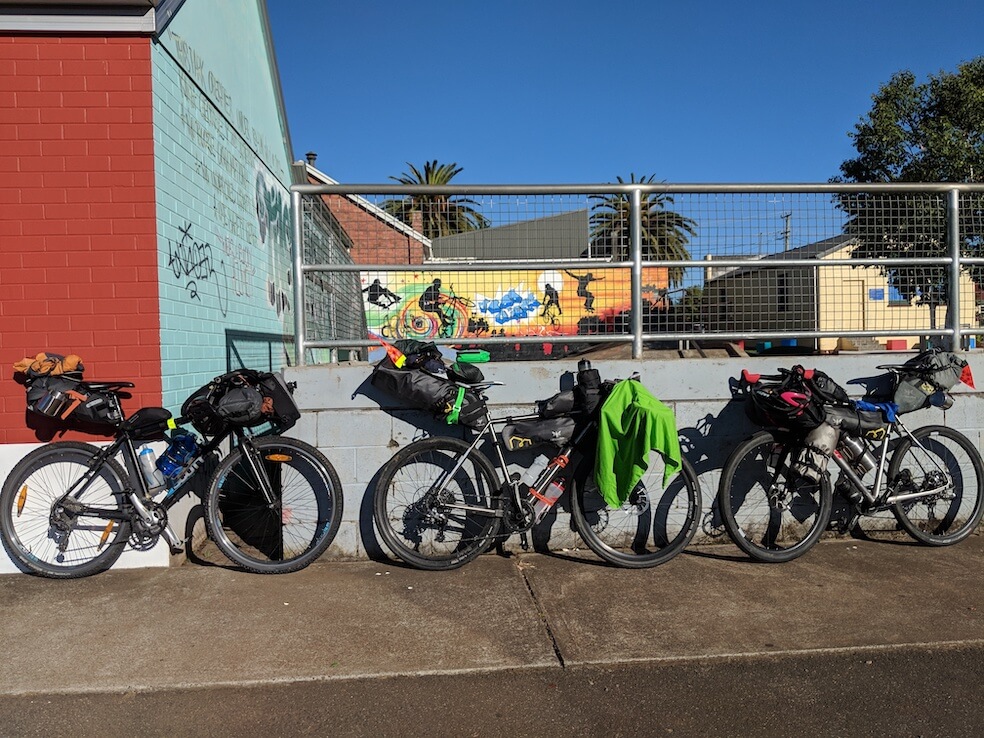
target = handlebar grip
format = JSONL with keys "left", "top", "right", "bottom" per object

{"left": 741, "top": 369, "right": 761, "bottom": 384}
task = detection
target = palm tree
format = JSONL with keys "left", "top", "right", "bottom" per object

{"left": 589, "top": 174, "right": 696, "bottom": 287}
{"left": 381, "top": 160, "right": 490, "bottom": 240}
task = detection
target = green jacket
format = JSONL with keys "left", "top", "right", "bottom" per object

{"left": 595, "top": 380, "right": 681, "bottom": 509}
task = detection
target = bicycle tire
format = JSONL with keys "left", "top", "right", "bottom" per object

{"left": 203, "top": 436, "right": 343, "bottom": 574}
{"left": 889, "top": 424, "right": 984, "bottom": 546}
{"left": 717, "top": 431, "right": 833, "bottom": 563}
{"left": 373, "top": 436, "right": 502, "bottom": 570}
{"left": 0, "top": 441, "right": 131, "bottom": 578}
{"left": 572, "top": 454, "right": 701, "bottom": 568}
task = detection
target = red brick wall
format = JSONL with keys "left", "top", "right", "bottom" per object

{"left": 323, "top": 194, "right": 427, "bottom": 265}
{"left": 0, "top": 36, "right": 160, "bottom": 443}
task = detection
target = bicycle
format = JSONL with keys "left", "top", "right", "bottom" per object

{"left": 540, "top": 302, "right": 562, "bottom": 328}
{"left": 717, "top": 353, "right": 984, "bottom": 563}
{"left": 1, "top": 370, "right": 343, "bottom": 578}
{"left": 372, "top": 363, "right": 701, "bottom": 570}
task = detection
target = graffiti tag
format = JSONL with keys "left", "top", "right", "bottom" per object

{"left": 167, "top": 222, "right": 229, "bottom": 317}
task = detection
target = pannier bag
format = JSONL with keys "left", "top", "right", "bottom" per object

{"left": 501, "top": 416, "right": 576, "bottom": 451}
{"left": 181, "top": 369, "right": 300, "bottom": 436}
{"left": 370, "top": 355, "right": 485, "bottom": 429}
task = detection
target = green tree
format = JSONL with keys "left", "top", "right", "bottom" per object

{"left": 589, "top": 174, "right": 696, "bottom": 288}
{"left": 381, "top": 160, "right": 490, "bottom": 242}
{"left": 833, "top": 58, "right": 984, "bottom": 338}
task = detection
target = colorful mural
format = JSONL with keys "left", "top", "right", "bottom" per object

{"left": 361, "top": 267, "right": 669, "bottom": 341}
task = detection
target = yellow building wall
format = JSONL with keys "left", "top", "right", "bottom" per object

{"left": 817, "top": 245, "right": 976, "bottom": 352}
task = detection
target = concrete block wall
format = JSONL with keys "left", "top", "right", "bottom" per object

{"left": 284, "top": 353, "right": 984, "bottom": 560}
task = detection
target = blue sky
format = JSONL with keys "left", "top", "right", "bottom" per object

{"left": 266, "top": 0, "right": 984, "bottom": 185}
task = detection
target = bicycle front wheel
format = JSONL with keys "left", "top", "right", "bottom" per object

{"left": 0, "top": 441, "right": 131, "bottom": 578}
{"left": 717, "top": 431, "right": 833, "bottom": 563}
{"left": 373, "top": 437, "right": 502, "bottom": 570}
{"left": 204, "top": 436, "right": 343, "bottom": 574}
{"left": 573, "top": 454, "right": 701, "bottom": 568}
{"left": 889, "top": 425, "right": 984, "bottom": 545}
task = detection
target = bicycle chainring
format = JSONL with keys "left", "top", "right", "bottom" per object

{"left": 129, "top": 500, "right": 167, "bottom": 550}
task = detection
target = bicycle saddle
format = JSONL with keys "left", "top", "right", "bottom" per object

{"left": 82, "top": 381, "right": 136, "bottom": 391}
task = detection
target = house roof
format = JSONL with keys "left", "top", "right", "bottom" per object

{"left": 430, "top": 208, "right": 590, "bottom": 262}
{"left": 301, "top": 163, "right": 432, "bottom": 249}
{"left": 0, "top": 0, "right": 170, "bottom": 32}
{"left": 706, "top": 233, "right": 855, "bottom": 283}
{"left": 762, "top": 233, "right": 855, "bottom": 261}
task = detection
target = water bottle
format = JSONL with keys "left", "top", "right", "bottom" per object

{"left": 520, "top": 454, "right": 549, "bottom": 487}
{"left": 138, "top": 445, "right": 165, "bottom": 493}
{"left": 837, "top": 434, "right": 876, "bottom": 475}
{"left": 533, "top": 478, "right": 565, "bottom": 523}
{"left": 156, "top": 430, "right": 199, "bottom": 483}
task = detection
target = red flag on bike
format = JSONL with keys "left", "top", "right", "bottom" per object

{"left": 374, "top": 336, "right": 406, "bottom": 368}
{"left": 960, "top": 363, "right": 975, "bottom": 388}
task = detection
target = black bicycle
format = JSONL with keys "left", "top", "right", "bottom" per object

{"left": 1, "top": 370, "right": 342, "bottom": 578}
{"left": 373, "top": 364, "right": 701, "bottom": 570}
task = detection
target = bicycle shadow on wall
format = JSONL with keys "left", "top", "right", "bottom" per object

{"left": 675, "top": 380, "right": 763, "bottom": 562}
{"left": 352, "top": 375, "right": 471, "bottom": 566}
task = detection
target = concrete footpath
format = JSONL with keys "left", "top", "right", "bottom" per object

{"left": 1, "top": 534, "right": 983, "bottom": 734}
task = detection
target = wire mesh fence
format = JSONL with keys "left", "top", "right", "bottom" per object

{"left": 292, "top": 183, "right": 984, "bottom": 363}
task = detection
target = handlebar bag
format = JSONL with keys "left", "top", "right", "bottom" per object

{"left": 182, "top": 369, "right": 301, "bottom": 436}
{"left": 371, "top": 357, "right": 485, "bottom": 429}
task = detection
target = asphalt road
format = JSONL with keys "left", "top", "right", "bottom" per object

{"left": 2, "top": 644, "right": 982, "bottom": 737}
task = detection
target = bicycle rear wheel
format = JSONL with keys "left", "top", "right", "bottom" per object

{"left": 0, "top": 441, "right": 131, "bottom": 578}
{"left": 573, "top": 454, "right": 701, "bottom": 568}
{"left": 717, "top": 431, "right": 833, "bottom": 563}
{"left": 889, "top": 425, "right": 984, "bottom": 545}
{"left": 373, "top": 437, "right": 502, "bottom": 570}
{"left": 204, "top": 436, "right": 342, "bottom": 573}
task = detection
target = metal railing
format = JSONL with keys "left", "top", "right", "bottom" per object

{"left": 290, "top": 182, "right": 984, "bottom": 365}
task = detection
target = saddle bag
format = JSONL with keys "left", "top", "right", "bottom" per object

{"left": 25, "top": 375, "right": 122, "bottom": 428}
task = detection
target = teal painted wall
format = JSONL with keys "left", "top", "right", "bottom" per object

{"left": 151, "top": 0, "right": 295, "bottom": 412}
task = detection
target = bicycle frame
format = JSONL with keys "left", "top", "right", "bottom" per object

{"left": 828, "top": 417, "right": 953, "bottom": 510}
{"left": 420, "top": 400, "right": 587, "bottom": 527}
{"left": 56, "top": 412, "right": 279, "bottom": 551}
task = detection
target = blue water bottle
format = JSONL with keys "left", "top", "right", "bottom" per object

{"left": 156, "top": 429, "right": 199, "bottom": 483}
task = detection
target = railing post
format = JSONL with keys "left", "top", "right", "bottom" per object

{"left": 292, "top": 189, "right": 306, "bottom": 367}
{"left": 947, "top": 188, "right": 961, "bottom": 352}
{"left": 630, "top": 188, "right": 643, "bottom": 359}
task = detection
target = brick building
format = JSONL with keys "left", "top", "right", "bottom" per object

{"left": 0, "top": 0, "right": 306, "bottom": 448}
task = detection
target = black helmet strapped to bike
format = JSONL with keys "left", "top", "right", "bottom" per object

{"left": 743, "top": 369, "right": 825, "bottom": 431}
